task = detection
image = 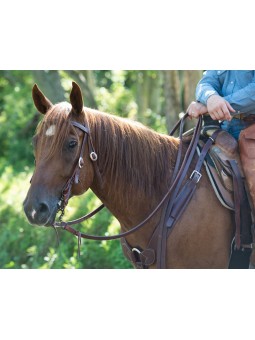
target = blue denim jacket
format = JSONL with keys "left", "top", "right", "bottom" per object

{"left": 196, "top": 70, "right": 255, "bottom": 115}
{"left": 195, "top": 70, "right": 255, "bottom": 139}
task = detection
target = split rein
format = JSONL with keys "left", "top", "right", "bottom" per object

{"left": 52, "top": 113, "right": 204, "bottom": 254}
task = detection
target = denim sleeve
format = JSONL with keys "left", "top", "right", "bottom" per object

{"left": 195, "top": 71, "right": 222, "bottom": 105}
{"left": 224, "top": 74, "right": 255, "bottom": 113}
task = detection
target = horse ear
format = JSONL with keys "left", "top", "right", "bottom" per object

{"left": 70, "top": 82, "right": 84, "bottom": 114}
{"left": 32, "top": 84, "right": 53, "bottom": 115}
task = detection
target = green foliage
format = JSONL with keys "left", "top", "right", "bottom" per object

{"left": 0, "top": 71, "right": 35, "bottom": 171}
{"left": 0, "top": 167, "right": 132, "bottom": 269}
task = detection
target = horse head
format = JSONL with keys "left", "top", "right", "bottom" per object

{"left": 23, "top": 82, "right": 95, "bottom": 226}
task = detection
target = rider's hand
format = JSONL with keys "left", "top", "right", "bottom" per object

{"left": 206, "top": 95, "right": 235, "bottom": 121}
{"left": 187, "top": 101, "right": 208, "bottom": 118}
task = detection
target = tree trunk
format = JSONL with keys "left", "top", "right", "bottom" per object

{"left": 182, "top": 70, "right": 203, "bottom": 130}
{"left": 64, "top": 70, "right": 97, "bottom": 109}
{"left": 32, "top": 70, "right": 65, "bottom": 102}
{"left": 148, "top": 71, "right": 163, "bottom": 114}
{"left": 183, "top": 70, "right": 203, "bottom": 110}
{"left": 136, "top": 71, "right": 150, "bottom": 124}
{"left": 163, "top": 71, "right": 181, "bottom": 133}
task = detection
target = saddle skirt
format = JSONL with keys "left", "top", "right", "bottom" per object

{"left": 201, "top": 128, "right": 244, "bottom": 210}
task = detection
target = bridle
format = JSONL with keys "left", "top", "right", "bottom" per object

{"left": 55, "top": 120, "right": 100, "bottom": 223}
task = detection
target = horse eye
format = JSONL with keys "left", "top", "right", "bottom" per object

{"left": 68, "top": 140, "right": 78, "bottom": 149}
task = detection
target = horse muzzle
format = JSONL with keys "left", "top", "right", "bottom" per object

{"left": 23, "top": 196, "right": 59, "bottom": 227}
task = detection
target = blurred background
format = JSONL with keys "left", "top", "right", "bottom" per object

{"left": 0, "top": 70, "right": 202, "bottom": 268}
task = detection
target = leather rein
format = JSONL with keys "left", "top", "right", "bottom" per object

{"left": 53, "top": 114, "right": 209, "bottom": 253}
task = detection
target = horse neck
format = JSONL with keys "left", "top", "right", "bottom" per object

{"left": 85, "top": 108, "right": 179, "bottom": 227}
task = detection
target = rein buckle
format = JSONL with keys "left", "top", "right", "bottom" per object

{"left": 132, "top": 247, "right": 141, "bottom": 255}
{"left": 190, "top": 170, "right": 202, "bottom": 183}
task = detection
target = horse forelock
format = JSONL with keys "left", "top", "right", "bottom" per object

{"left": 35, "top": 102, "right": 75, "bottom": 161}
{"left": 84, "top": 108, "right": 180, "bottom": 199}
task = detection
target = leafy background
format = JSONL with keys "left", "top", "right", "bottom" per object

{"left": 0, "top": 70, "right": 202, "bottom": 268}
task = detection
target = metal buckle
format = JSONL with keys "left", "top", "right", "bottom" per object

{"left": 234, "top": 112, "right": 244, "bottom": 120}
{"left": 90, "top": 152, "right": 98, "bottom": 161}
{"left": 131, "top": 248, "right": 144, "bottom": 268}
{"left": 78, "top": 157, "right": 84, "bottom": 168}
{"left": 190, "top": 170, "right": 202, "bottom": 183}
{"left": 132, "top": 247, "right": 141, "bottom": 255}
{"left": 241, "top": 243, "right": 255, "bottom": 250}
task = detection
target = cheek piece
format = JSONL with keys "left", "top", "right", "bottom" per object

{"left": 57, "top": 121, "right": 99, "bottom": 222}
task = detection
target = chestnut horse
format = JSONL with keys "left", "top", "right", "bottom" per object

{"left": 24, "top": 82, "right": 238, "bottom": 268}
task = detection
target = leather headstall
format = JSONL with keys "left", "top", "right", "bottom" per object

{"left": 55, "top": 121, "right": 100, "bottom": 221}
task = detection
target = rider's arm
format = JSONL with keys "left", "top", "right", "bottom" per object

{"left": 195, "top": 71, "right": 222, "bottom": 105}
{"left": 224, "top": 72, "right": 255, "bottom": 114}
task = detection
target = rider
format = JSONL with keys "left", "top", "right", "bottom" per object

{"left": 187, "top": 70, "right": 255, "bottom": 268}
{"left": 187, "top": 71, "right": 255, "bottom": 138}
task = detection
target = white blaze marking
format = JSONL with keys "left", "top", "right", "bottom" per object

{"left": 46, "top": 125, "right": 56, "bottom": 136}
{"left": 31, "top": 209, "right": 36, "bottom": 219}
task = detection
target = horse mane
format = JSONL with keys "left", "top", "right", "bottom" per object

{"left": 84, "top": 108, "right": 180, "bottom": 198}
{"left": 35, "top": 103, "right": 180, "bottom": 199}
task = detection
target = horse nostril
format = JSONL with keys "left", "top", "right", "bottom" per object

{"left": 39, "top": 202, "right": 49, "bottom": 214}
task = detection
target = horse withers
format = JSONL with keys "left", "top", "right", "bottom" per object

{"left": 23, "top": 82, "right": 250, "bottom": 268}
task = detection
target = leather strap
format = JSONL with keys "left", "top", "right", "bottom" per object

{"left": 228, "top": 159, "right": 252, "bottom": 250}
{"left": 167, "top": 131, "right": 220, "bottom": 230}
{"left": 55, "top": 120, "right": 101, "bottom": 217}
{"left": 157, "top": 116, "right": 203, "bottom": 268}
{"left": 121, "top": 237, "right": 155, "bottom": 269}
{"left": 157, "top": 129, "right": 220, "bottom": 268}
{"left": 55, "top": 204, "right": 105, "bottom": 228}
{"left": 228, "top": 160, "right": 242, "bottom": 249}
